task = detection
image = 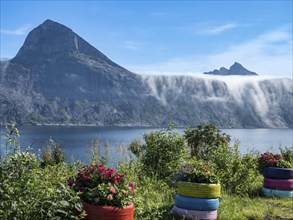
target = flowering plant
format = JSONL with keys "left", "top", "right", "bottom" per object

{"left": 174, "top": 160, "right": 219, "bottom": 184}
{"left": 258, "top": 152, "right": 290, "bottom": 173}
{"left": 68, "top": 163, "right": 134, "bottom": 208}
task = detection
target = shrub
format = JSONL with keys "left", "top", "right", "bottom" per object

{"left": 279, "top": 146, "right": 293, "bottom": 165}
{"left": 129, "top": 125, "right": 187, "bottom": 179}
{"left": 0, "top": 124, "right": 84, "bottom": 219}
{"left": 40, "top": 138, "right": 66, "bottom": 167}
{"left": 184, "top": 124, "right": 231, "bottom": 159}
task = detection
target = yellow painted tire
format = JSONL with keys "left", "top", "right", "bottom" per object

{"left": 177, "top": 181, "right": 221, "bottom": 198}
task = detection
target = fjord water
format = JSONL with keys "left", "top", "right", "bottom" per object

{"left": 1, "top": 126, "right": 292, "bottom": 166}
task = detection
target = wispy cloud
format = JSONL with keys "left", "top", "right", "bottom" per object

{"left": 202, "top": 22, "right": 238, "bottom": 35}
{"left": 123, "top": 41, "right": 141, "bottom": 50}
{"left": 1, "top": 24, "right": 32, "bottom": 36}
{"left": 193, "top": 22, "right": 238, "bottom": 35}
{"left": 126, "top": 27, "right": 292, "bottom": 77}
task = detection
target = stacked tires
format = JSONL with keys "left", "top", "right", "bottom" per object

{"left": 172, "top": 182, "right": 221, "bottom": 220}
{"left": 262, "top": 167, "right": 293, "bottom": 198}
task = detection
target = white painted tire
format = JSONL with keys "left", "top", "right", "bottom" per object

{"left": 172, "top": 205, "right": 217, "bottom": 220}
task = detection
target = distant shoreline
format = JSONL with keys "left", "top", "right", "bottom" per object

{"left": 1, "top": 123, "right": 292, "bottom": 129}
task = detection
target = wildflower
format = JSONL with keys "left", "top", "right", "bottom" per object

{"left": 106, "top": 168, "right": 115, "bottom": 177}
{"left": 122, "top": 190, "right": 128, "bottom": 195}
{"left": 109, "top": 186, "right": 116, "bottom": 194}
{"left": 107, "top": 194, "right": 113, "bottom": 201}
{"left": 129, "top": 182, "right": 134, "bottom": 191}
{"left": 98, "top": 164, "right": 106, "bottom": 173}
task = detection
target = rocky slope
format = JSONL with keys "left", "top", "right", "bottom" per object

{"left": 0, "top": 19, "right": 292, "bottom": 128}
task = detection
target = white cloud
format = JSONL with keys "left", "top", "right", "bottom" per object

{"left": 198, "top": 22, "right": 238, "bottom": 35}
{"left": 126, "top": 27, "right": 292, "bottom": 78}
{"left": 1, "top": 24, "right": 32, "bottom": 36}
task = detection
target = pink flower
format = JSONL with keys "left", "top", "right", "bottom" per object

{"left": 109, "top": 186, "right": 116, "bottom": 194}
{"left": 129, "top": 182, "right": 134, "bottom": 191}
{"left": 98, "top": 164, "right": 106, "bottom": 173}
{"left": 107, "top": 194, "right": 113, "bottom": 201}
{"left": 106, "top": 168, "right": 115, "bottom": 177}
{"left": 122, "top": 190, "right": 128, "bottom": 195}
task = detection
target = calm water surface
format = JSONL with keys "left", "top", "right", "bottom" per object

{"left": 1, "top": 126, "right": 292, "bottom": 166}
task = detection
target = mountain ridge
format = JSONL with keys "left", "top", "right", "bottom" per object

{"left": 203, "top": 62, "right": 258, "bottom": 76}
{"left": 0, "top": 19, "right": 292, "bottom": 128}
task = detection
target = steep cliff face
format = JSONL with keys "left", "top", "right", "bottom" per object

{"left": 0, "top": 20, "right": 292, "bottom": 128}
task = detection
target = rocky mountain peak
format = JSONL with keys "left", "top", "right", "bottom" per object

{"left": 203, "top": 62, "right": 258, "bottom": 76}
{"left": 12, "top": 19, "right": 108, "bottom": 66}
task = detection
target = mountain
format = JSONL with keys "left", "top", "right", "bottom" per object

{"left": 0, "top": 19, "right": 160, "bottom": 126}
{"left": 203, "top": 62, "right": 258, "bottom": 76}
{"left": 0, "top": 20, "right": 292, "bottom": 128}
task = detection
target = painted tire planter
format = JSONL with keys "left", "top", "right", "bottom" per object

{"left": 175, "top": 194, "right": 219, "bottom": 211}
{"left": 172, "top": 206, "right": 217, "bottom": 220}
{"left": 264, "top": 178, "right": 293, "bottom": 190}
{"left": 82, "top": 201, "right": 134, "bottom": 220}
{"left": 177, "top": 181, "right": 221, "bottom": 198}
{"left": 263, "top": 167, "right": 293, "bottom": 179}
{"left": 262, "top": 187, "right": 293, "bottom": 198}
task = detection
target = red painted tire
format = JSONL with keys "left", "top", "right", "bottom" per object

{"left": 172, "top": 206, "right": 217, "bottom": 220}
{"left": 264, "top": 178, "right": 293, "bottom": 190}
{"left": 82, "top": 201, "right": 134, "bottom": 220}
{"left": 263, "top": 167, "right": 293, "bottom": 179}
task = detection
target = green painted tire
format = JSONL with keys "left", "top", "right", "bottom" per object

{"left": 177, "top": 181, "right": 221, "bottom": 198}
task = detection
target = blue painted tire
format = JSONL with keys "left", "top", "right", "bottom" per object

{"left": 262, "top": 187, "right": 293, "bottom": 198}
{"left": 263, "top": 167, "right": 293, "bottom": 179}
{"left": 175, "top": 194, "right": 219, "bottom": 211}
{"left": 172, "top": 206, "right": 217, "bottom": 220}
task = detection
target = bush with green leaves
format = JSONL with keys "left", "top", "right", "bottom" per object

{"left": 0, "top": 124, "right": 85, "bottom": 220}
{"left": 129, "top": 125, "right": 188, "bottom": 179}
{"left": 40, "top": 138, "right": 66, "bottom": 167}
{"left": 183, "top": 124, "right": 261, "bottom": 195}
{"left": 184, "top": 124, "right": 231, "bottom": 159}
{"left": 279, "top": 146, "right": 293, "bottom": 166}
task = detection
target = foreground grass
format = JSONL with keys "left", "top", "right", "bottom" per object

{"left": 217, "top": 194, "right": 293, "bottom": 220}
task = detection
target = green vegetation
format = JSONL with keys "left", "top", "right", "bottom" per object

{"left": 1, "top": 123, "right": 292, "bottom": 219}
{"left": 0, "top": 124, "right": 85, "bottom": 220}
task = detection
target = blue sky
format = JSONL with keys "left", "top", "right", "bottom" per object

{"left": 1, "top": 1, "right": 292, "bottom": 77}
